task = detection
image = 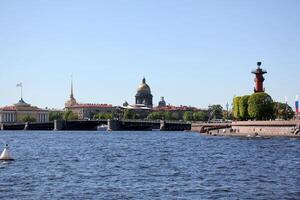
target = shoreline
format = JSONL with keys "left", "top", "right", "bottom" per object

{"left": 192, "top": 120, "right": 300, "bottom": 138}
{"left": 197, "top": 130, "right": 300, "bottom": 138}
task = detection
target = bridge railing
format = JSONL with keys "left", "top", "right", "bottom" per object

{"left": 121, "top": 119, "right": 190, "bottom": 124}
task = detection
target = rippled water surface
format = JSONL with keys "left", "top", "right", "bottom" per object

{"left": 0, "top": 131, "right": 300, "bottom": 199}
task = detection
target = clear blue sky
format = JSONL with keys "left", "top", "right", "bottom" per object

{"left": 0, "top": 0, "right": 299, "bottom": 109}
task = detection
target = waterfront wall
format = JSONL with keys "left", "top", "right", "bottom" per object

{"left": 231, "top": 120, "right": 300, "bottom": 136}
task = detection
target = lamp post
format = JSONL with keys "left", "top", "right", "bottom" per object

{"left": 226, "top": 102, "right": 229, "bottom": 122}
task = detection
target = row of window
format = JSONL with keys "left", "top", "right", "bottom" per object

{"left": 0, "top": 112, "right": 49, "bottom": 123}
{"left": 0, "top": 112, "right": 16, "bottom": 123}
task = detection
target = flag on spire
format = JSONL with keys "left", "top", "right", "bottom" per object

{"left": 296, "top": 95, "right": 299, "bottom": 114}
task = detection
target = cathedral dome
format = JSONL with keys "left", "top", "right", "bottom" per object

{"left": 135, "top": 77, "right": 153, "bottom": 108}
{"left": 137, "top": 77, "right": 151, "bottom": 94}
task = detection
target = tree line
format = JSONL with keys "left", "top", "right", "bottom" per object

{"left": 233, "top": 92, "right": 294, "bottom": 120}
{"left": 48, "top": 104, "right": 226, "bottom": 122}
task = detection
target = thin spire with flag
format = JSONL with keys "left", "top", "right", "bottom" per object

{"left": 16, "top": 82, "right": 23, "bottom": 99}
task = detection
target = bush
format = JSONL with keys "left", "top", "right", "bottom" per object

{"left": 183, "top": 111, "right": 193, "bottom": 122}
{"left": 123, "top": 109, "right": 137, "bottom": 119}
{"left": 63, "top": 110, "right": 79, "bottom": 120}
{"left": 248, "top": 93, "right": 274, "bottom": 120}
{"left": 233, "top": 96, "right": 241, "bottom": 119}
{"left": 22, "top": 115, "right": 36, "bottom": 123}
{"left": 239, "top": 95, "right": 250, "bottom": 120}
{"left": 274, "top": 102, "right": 294, "bottom": 120}
{"left": 49, "top": 111, "right": 63, "bottom": 121}
{"left": 94, "top": 113, "right": 113, "bottom": 120}
{"left": 193, "top": 111, "right": 207, "bottom": 121}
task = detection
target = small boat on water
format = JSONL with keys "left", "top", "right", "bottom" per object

{"left": 0, "top": 144, "right": 14, "bottom": 161}
{"left": 97, "top": 124, "right": 108, "bottom": 131}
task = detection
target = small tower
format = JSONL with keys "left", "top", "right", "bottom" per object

{"left": 158, "top": 97, "right": 166, "bottom": 107}
{"left": 252, "top": 62, "right": 267, "bottom": 93}
{"left": 65, "top": 77, "right": 77, "bottom": 107}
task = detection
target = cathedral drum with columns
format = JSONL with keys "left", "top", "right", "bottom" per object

{"left": 135, "top": 77, "right": 153, "bottom": 108}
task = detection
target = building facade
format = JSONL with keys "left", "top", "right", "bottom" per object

{"left": 64, "top": 80, "right": 114, "bottom": 119}
{"left": 0, "top": 98, "right": 49, "bottom": 124}
{"left": 65, "top": 103, "right": 114, "bottom": 119}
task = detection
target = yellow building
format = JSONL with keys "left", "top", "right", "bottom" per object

{"left": 0, "top": 98, "right": 49, "bottom": 124}
{"left": 64, "top": 80, "right": 114, "bottom": 119}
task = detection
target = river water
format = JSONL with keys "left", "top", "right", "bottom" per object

{"left": 0, "top": 131, "right": 299, "bottom": 199}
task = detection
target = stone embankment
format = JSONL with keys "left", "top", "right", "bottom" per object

{"left": 192, "top": 120, "right": 300, "bottom": 137}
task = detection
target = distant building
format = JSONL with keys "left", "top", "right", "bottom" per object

{"left": 123, "top": 100, "right": 129, "bottom": 107}
{"left": 0, "top": 98, "right": 49, "bottom": 124}
{"left": 121, "top": 103, "right": 152, "bottom": 119}
{"left": 118, "top": 77, "right": 154, "bottom": 119}
{"left": 64, "top": 78, "right": 77, "bottom": 107}
{"left": 65, "top": 103, "right": 114, "bottom": 119}
{"left": 64, "top": 80, "right": 114, "bottom": 119}
{"left": 158, "top": 97, "right": 166, "bottom": 107}
{"left": 135, "top": 77, "right": 153, "bottom": 108}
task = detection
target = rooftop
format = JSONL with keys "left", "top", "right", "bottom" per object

{"left": 153, "top": 105, "right": 198, "bottom": 111}
{"left": 0, "top": 105, "right": 48, "bottom": 112}
{"left": 66, "top": 103, "right": 113, "bottom": 109}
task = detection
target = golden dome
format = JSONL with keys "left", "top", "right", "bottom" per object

{"left": 137, "top": 77, "right": 151, "bottom": 93}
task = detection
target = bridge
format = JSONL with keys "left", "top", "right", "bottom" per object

{"left": 191, "top": 122, "right": 232, "bottom": 133}
{"left": 0, "top": 119, "right": 191, "bottom": 131}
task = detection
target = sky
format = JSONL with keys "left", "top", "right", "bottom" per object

{"left": 0, "top": 0, "right": 300, "bottom": 109}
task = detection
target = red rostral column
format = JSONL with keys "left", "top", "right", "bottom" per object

{"left": 252, "top": 62, "right": 267, "bottom": 93}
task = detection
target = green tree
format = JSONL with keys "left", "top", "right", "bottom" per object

{"left": 239, "top": 95, "right": 250, "bottom": 120}
{"left": 49, "top": 111, "right": 63, "bottom": 121}
{"left": 208, "top": 105, "right": 223, "bottom": 120}
{"left": 94, "top": 113, "right": 113, "bottom": 120}
{"left": 147, "top": 112, "right": 160, "bottom": 120}
{"left": 274, "top": 102, "right": 294, "bottom": 120}
{"left": 248, "top": 93, "right": 274, "bottom": 120}
{"left": 193, "top": 111, "right": 207, "bottom": 121}
{"left": 164, "top": 112, "right": 173, "bottom": 120}
{"left": 63, "top": 110, "right": 79, "bottom": 121}
{"left": 223, "top": 110, "right": 233, "bottom": 121}
{"left": 183, "top": 111, "right": 193, "bottom": 122}
{"left": 22, "top": 115, "right": 36, "bottom": 123}
{"left": 147, "top": 111, "right": 172, "bottom": 120}
{"left": 171, "top": 112, "right": 180, "bottom": 121}
{"left": 233, "top": 96, "right": 241, "bottom": 119}
{"left": 123, "top": 109, "right": 137, "bottom": 119}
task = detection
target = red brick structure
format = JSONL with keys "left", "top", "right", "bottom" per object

{"left": 252, "top": 62, "right": 267, "bottom": 93}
